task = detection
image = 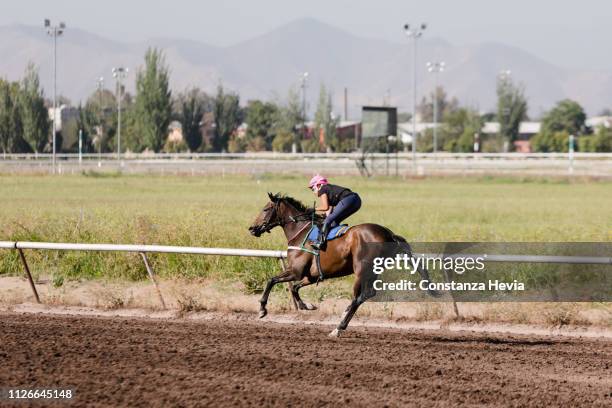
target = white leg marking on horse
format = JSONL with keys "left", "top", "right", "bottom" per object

{"left": 329, "top": 328, "right": 342, "bottom": 338}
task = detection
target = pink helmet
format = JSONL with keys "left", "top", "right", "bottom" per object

{"left": 308, "top": 174, "right": 329, "bottom": 188}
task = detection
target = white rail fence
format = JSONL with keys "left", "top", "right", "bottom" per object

{"left": 0, "top": 241, "right": 289, "bottom": 309}
{"left": 2, "top": 152, "right": 612, "bottom": 160}
{"left": 2, "top": 152, "right": 612, "bottom": 177}
{"left": 1, "top": 241, "right": 610, "bottom": 312}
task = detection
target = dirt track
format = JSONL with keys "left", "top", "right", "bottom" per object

{"left": 0, "top": 313, "right": 610, "bottom": 407}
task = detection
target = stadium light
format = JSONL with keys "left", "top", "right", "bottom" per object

{"left": 426, "top": 61, "right": 445, "bottom": 153}
{"left": 44, "top": 19, "right": 67, "bottom": 174}
{"left": 112, "top": 67, "right": 129, "bottom": 160}
{"left": 404, "top": 22, "right": 427, "bottom": 171}
{"left": 300, "top": 72, "right": 309, "bottom": 152}
{"left": 96, "top": 77, "right": 104, "bottom": 164}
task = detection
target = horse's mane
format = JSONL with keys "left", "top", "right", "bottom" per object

{"left": 269, "top": 192, "right": 309, "bottom": 212}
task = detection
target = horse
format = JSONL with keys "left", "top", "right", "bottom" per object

{"left": 249, "top": 192, "right": 435, "bottom": 337}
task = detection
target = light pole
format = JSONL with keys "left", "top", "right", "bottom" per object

{"left": 300, "top": 72, "right": 309, "bottom": 153}
{"left": 112, "top": 67, "right": 128, "bottom": 160}
{"left": 44, "top": 19, "right": 66, "bottom": 174}
{"left": 404, "top": 23, "right": 427, "bottom": 171}
{"left": 426, "top": 61, "right": 445, "bottom": 153}
{"left": 498, "top": 70, "right": 512, "bottom": 152}
{"left": 97, "top": 77, "right": 104, "bottom": 164}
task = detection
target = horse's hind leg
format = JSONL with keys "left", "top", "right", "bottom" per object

{"left": 259, "top": 271, "right": 295, "bottom": 318}
{"left": 329, "top": 279, "right": 374, "bottom": 337}
{"left": 291, "top": 278, "right": 317, "bottom": 310}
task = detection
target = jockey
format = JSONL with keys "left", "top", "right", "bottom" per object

{"left": 308, "top": 175, "right": 362, "bottom": 250}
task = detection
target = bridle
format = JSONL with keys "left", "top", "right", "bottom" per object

{"left": 256, "top": 200, "right": 313, "bottom": 236}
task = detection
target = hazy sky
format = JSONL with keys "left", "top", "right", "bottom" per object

{"left": 3, "top": 0, "right": 612, "bottom": 70}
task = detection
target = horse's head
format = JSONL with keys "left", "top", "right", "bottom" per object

{"left": 249, "top": 192, "right": 284, "bottom": 237}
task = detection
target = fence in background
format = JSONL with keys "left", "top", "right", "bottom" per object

{"left": 1, "top": 152, "right": 611, "bottom": 177}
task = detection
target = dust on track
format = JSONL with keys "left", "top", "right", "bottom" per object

{"left": 0, "top": 312, "right": 610, "bottom": 407}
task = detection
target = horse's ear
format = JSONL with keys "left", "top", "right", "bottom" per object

{"left": 267, "top": 192, "right": 276, "bottom": 202}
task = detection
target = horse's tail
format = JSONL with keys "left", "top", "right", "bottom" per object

{"left": 390, "top": 232, "right": 441, "bottom": 298}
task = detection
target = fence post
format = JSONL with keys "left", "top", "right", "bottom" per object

{"left": 139, "top": 252, "right": 167, "bottom": 310}
{"left": 17, "top": 248, "right": 41, "bottom": 304}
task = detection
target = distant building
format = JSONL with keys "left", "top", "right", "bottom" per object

{"left": 481, "top": 122, "right": 541, "bottom": 138}
{"left": 235, "top": 123, "right": 248, "bottom": 139}
{"left": 398, "top": 122, "right": 440, "bottom": 145}
{"left": 48, "top": 105, "right": 79, "bottom": 131}
{"left": 167, "top": 121, "right": 183, "bottom": 142}
{"left": 586, "top": 116, "right": 612, "bottom": 129}
{"left": 481, "top": 121, "right": 541, "bottom": 152}
{"left": 302, "top": 120, "right": 361, "bottom": 149}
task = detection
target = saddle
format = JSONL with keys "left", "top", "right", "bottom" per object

{"left": 307, "top": 224, "right": 351, "bottom": 242}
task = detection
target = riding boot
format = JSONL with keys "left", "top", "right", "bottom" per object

{"left": 312, "top": 224, "right": 329, "bottom": 250}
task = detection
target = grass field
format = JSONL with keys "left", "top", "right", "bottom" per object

{"left": 0, "top": 173, "right": 611, "bottom": 292}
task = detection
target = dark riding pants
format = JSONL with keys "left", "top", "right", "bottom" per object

{"left": 324, "top": 193, "right": 361, "bottom": 229}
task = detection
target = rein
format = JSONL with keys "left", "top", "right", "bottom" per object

{"left": 286, "top": 221, "right": 312, "bottom": 243}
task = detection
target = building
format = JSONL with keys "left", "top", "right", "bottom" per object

{"left": 47, "top": 105, "right": 79, "bottom": 132}
{"left": 586, "top": 116, "right": 612, "bottom": 129}
{"left": 167, "top": 121, "right": 183, "bottom": 143}
{"left": 481, "top": 122, "right": 541, "bottom": 152}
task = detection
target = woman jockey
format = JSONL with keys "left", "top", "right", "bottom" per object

{"left": 308, "top": 175, "right": 362, "bottom": 250}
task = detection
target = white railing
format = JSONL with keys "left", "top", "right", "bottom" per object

{"left": 0, "top": 241, "right": 289, "bottom": 309}
{"left": 1, "top": 152, "right": 612, "bottom": 160}
{"left": 12, "top": 241, "right": 286, "bottom": 258}
{"left": 1, "top": 240, "right": 611, "bottom": 311}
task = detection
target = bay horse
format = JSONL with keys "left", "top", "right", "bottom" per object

{"left": 249, "top": 192, "right": 435, "bottom": 337}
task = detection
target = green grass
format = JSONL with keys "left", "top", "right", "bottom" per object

{"left": 0, "top": 173, "right": 610, "bottom": 291}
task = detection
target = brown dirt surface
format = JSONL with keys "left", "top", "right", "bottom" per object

{"left": 0, "top": 312, "right": 610, "bottom": 407}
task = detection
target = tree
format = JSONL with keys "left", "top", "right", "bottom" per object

{"left": 245, "top": 100, "right": 279, "bottom": 150}
{"left": 271, "top": 129, "right": 294, "bottom": 152}
{"left": 0, "top": 79, "right": 13, "bottom": 153}
{"left": 212, "top": 85, "right": 241, "bottom": 152}
{"left": 541, "top": 99, "right": 586, "bottom": 136}
{"left": 532, "top": 100, "right": 587, "bottom": 153}
{"left": 19, "top": 63, "right": 49, "bottom": 153}
{"left": 496, "top": 75, "right": 528, "bottom": 149}
{"left": 0, "top": 80, "right": 23, "bottom": 154}
{"left": 86, "top": 88, "right": 116, "bottom": 153}
{"left": 130, "top": 48, "right": 172, "bottom": 152}
{"left": 274, "top": 87, "right": 304, "bottom": 151}
{"left": 531, "top": 130, "right": 571, "bottom": 153}
{"left": 441, "top": 107, "right": 482, "bottom": 152}
{"left": 417, "top": 87, "right": 459, "bottom": 122}
{"left": 578, "top": 126, "right": 612, "bottom": 152}
{"left": 174, "top": 88, "right": 211, "bottom": 151}
{"left": 313, "top": 84, "right": 337, "bottom": 152}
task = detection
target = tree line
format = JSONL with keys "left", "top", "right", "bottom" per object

{"left": 1, "top": 49, "right": 610, "bottom": 154}
{"left": 0, "top": 48, "right": 343, "bottom": 155}
{"left": 414, "top": 75, "right": 611, "bottom": 152}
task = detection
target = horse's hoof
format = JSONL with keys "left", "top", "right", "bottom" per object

{"left": 329, "top": 328, "right": 342, "bottom": 338}
{"left": 304, "top": 302, "right": 317, "bottom": 311}
{"left": 258, "top": 309, "right": 267, "bottom": 319}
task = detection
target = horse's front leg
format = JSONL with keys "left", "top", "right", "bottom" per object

{"left": 259, "top": 271, "right": 295, "bottom": 318}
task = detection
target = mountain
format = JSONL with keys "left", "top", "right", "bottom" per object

{"left": 0, "top": 19, "right": 610, "bottom": 117}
